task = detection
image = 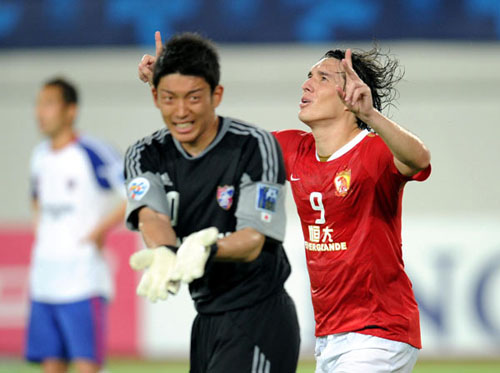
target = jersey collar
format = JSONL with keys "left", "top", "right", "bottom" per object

{"left": 172, "top": 116, "right": 230, "bottom": 160}
{"left": 315, "top": 129, "right": 370, "bottom": 162}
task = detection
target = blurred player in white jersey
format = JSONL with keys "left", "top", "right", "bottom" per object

{"left": 25, "top": 78, "right": 126, "bottom": 373}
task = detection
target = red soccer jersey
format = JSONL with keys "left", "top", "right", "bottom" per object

{"left": 273, "top": 129, "right": 430, "bottom": 348}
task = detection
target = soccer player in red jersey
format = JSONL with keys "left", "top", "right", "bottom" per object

{"left": 273, "top": 48, "right": 431, "bottom": 372}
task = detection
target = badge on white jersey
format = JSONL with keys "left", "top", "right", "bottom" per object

{"left": 128, "top": 177, "right": 150, "bottom": 201}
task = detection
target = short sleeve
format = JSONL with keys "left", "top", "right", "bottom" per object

{"left": 78, "top": 136, "right": 126, "bottom": 198}
{"left": 29, "top": 142, "right": 48, "bottom": 200}
{"left": 124, "top": 171, "right": 170, "bottom": 230}
{"left": 123, "top": 137, "right": 170, "bottom": 230}
{"left": 366, "top": 135, "right": 431, "bottom": 184}
{"left": 235, "top": 131, "right": 287, "bottom": 241}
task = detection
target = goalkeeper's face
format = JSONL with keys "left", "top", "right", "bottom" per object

{"left": 153, "top": 73, "right": 223, "bottom": 154}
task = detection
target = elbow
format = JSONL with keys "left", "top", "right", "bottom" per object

{"left": 415, "top": 146, "right": 431, "bottom": 172}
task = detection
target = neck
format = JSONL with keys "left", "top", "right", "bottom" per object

{"left": 310, "top": 119, "right": 361, "bottom": 158}
{"left": 50, "top": 126, "right": 76, "bottom": 150}
{"left": 183, "top": 115, "right": 220, "bottom": 157}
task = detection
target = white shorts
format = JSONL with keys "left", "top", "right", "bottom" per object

{"left": 315, "top": 332, "right": 419, "bottom": 373}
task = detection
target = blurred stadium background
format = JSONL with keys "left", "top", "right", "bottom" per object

{"left": 1, "top": 0, "right": 500, "bottom": 371}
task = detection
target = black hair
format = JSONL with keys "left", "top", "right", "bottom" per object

{"left": 153, "top": 32, "right": 220, "bottom": 92}
{"left": 323, "top": 46, "right": 403, "bottom": 130}
{"left": 43, "top": 77, "right": 78, "bottom": 105}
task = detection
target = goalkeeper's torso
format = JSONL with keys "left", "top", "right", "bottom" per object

{"left": 124, "top": 116, "right": 291, "bottom": 313}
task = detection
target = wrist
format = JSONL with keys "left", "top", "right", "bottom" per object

{"left": 358, "top": 108, "right": 380, "bottom": 127}
{"left": 161, "top": 244, "right": 179, "bottom": 253}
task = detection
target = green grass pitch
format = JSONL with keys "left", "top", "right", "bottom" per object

{"left": 1, "top": 358, "right": 500, "bottom": 372}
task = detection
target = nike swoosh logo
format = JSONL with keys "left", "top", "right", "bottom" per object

{"left": 290, "top": 174, "right": 300, "bottom": 181}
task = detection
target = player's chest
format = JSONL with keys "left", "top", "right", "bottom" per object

{"left": 290, "top": 151, "right": 370, "bottom": 194}
{"left": 38, "top": 153, "right": 92, "bottom": 200}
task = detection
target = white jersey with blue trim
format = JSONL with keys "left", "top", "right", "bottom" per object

{"left": 29, "top": 135, "right": 125, "bottom": 303}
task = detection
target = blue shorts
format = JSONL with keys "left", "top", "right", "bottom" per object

{"left": 25, "top": 297, "right": 107, "bottom": 364}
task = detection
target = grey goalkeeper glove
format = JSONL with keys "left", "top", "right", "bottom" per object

{"left": 171, "top": 227, "right": 219, "bottom": 283}
{"left": 129, "top": 246, "right": 180, "bottom": 302}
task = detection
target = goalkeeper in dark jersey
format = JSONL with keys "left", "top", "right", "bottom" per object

{"left": 125, "top": 32, "right": 300, "bottom": 372}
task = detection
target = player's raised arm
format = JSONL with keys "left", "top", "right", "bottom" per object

{"left": 138, "top": 31, "right": 163, "bottom": 86}
{"left": 338, "top": 49, "right": 431, "bottom": 177}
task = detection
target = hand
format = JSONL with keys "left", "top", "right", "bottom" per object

{"left": 171, "top": 227, "right": 219, "bottom": 283}
{"left": 138, "top": 31, "right": 163, "bottom": 86}
{"left": 129, "top": 246, "right": 178, "bottom": 302}
{"left": 336, "top": 49, "right": 375, "bottom": 121}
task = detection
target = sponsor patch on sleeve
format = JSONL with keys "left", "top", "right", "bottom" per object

{"left": 256, "top": 183, "right": 279, "bottom": 213}
{"left": 127, "top": 177, "right": 150, "bottom": 201}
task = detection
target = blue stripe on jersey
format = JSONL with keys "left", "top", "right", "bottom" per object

{"left": 78, "top": 141, "right": 112, "bottom": 190}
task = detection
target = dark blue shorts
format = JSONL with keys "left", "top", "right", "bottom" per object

{"left": 25, "top": 297, "right": 107, "bottom": 364}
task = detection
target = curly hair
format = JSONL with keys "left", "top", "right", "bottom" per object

{"left": 153, "top": 32, "right": 220, "bottom": 92}
{"left": 323, "top": 46, "right": 403, "bottom": 130}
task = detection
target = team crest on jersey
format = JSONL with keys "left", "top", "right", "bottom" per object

{"left": 334, "top": 169, "right": 351, "bottom": 197}
{"left": 217, "top": 185, "right": 235, "bottom": 210}
{"left": 256, "top": 183, "right": 279, "bottom": 213}
{"left": 128, "top": 177, "right": 150, "bottom": 201}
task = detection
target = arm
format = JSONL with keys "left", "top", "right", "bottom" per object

{"left": 359, "top": 110, "right": 431, "bottom": 176}
{"left": 337, "top": 49, "right": 431, "bottom": 177}
{"left": 32, "top": 198, "right": 39, "bottom": 229}
{"left": 87, "top": 200, "right": 127, "bottom": 250}
{"left": 214, "top": 227, "right": 265, "bottom": 262}
{"left": 137, "top": 206, "right": 177, "bottom": 248}
{"left": 128, "top": 207, "right": 179, "bottom": 301}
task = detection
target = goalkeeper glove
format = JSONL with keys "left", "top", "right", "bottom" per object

{"left": 129, "top": 246, "right": 179, "bottom": 302}
{"left": 171, "top": 227, "right": 219, "bottom": 283}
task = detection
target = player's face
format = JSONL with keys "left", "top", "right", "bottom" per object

{"left": 153, "top": 74, "right": 223, "bottom": 152}
{"left": 299, "top": 58, "right": 347, "bottom": 127}
{"left": 36, "top": 86, "right": 75, "bottom": 137}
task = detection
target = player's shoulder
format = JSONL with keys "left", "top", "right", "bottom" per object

{"left": 30, "top": 140, "right": 51, "bottom": 171}
{"left": 362, "top": 131, "right": 389, "bottom": 151}
{"left": 273, "top": 128, "right": 312, "bottom": 151}
{"left": 225, "top": 117, "right": 274, "bottom": 139}
{"left": 224, "top": 117, "right": 280, "bottom": 151}
{"left": 77, "top": 134, "right": 122, "bottom": 163}
{"left": 273, "top": 129, "right": 309, "bottom": 140}
{"left": 78, "top": 134, "right": 111, "bottom": 148}
{"left": 31, "top": 140, "right": 50, "bottom": 159}
{"left": 125, "top": 127, "right": 170, "bottom": 157}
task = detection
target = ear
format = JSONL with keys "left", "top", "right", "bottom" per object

{"left": 66, "top": 103, "right": 78, "bottom": 123}
{"left": 152, "top": 86, "right": 159, "bottom": 109}
{"left": 211, "top": 85, "right": 224, "bottom": 108}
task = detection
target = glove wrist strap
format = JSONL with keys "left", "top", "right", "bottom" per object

{"left": 162, "top": 245, "right": 179, "bottom": 254}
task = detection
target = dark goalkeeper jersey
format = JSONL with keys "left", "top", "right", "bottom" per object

{"left": 124, "top": 117, "right": 291, "bottom": 314}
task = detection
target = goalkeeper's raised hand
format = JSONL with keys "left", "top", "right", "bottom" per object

{"left": 171, "top": 227, "right": 219, "bottom": 283}
{"left": 129, "top": 246, "right": 179, "bottom": 302}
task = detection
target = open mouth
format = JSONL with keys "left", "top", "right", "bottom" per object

{"left": 174, "top": 121, "right": 194, "bottom": 133}
{"left": 299, "top": 98, "right": 311, "bottom": 108}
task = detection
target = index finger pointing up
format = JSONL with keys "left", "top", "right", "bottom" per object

{"left": 342, "top": 48, "right": 357, "bottom": 78}
{"left": 155, "top": 31, "right": 163, "bottom": 58}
